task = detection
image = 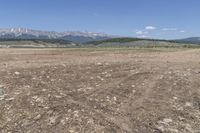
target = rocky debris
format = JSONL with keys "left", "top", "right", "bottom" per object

{"left": 0, "top": 49, "right": 200, "bottom": 132}
{"left": 47, "top": 115, "right": 59, "bottom": 126}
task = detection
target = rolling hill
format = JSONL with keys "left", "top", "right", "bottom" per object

{"left": 0, "top": 39, "right": 78, "bottom": 48}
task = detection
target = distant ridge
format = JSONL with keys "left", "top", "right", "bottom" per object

{"left": 175, "top": 37, "right": 200, "bottom": 44}
{"left": 0, "top": 28, "right": 112, "bottom": 43}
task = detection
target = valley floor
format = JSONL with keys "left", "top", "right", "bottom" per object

{"left": 0, "top": 48, "right": 200, "bottom": 132}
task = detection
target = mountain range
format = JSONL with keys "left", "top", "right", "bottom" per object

{"left": 175, "top": 37, "right": 200, "bottom": 44}
{"left": 0, "top": 28, "right": 111, "bottom": 43}
{"left": 0, "top": 28, "right": 200, "bottom": 45}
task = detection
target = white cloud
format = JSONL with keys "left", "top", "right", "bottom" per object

{"left": 162, "top": 28, "right": 177, "bottom": 31}
{"left": 135, "top": 31, "right": 143, "bottom": 35}
{"left": 145, "top": 26, "right": 156, "bottom": 30}
{"left": 137, "top": 35, "right": 148, "bottom": 38}
{"left": 135, "top": 30, "right": 148, "bottom": 35}
{"left": 180, "top": 30, "right": 185, "bottom": 33}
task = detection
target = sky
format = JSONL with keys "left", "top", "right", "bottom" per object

{"left": 0, "top": 0, "right": 200, "bottom": 39}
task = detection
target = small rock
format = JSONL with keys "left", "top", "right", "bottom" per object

{"left": 173, "top": 97, "right": 178, "bottom": 100}
{"left": 48, "top": 116, "right": 58, "bottom": 126}
{"left": 105, "top": 74, "right": 111, "bottom": 77}
{"left": 0, "top": 88, "right": 5, "bottom": 97}
{"left": 159, "top": 75, "right": 164, "bottom": 79}
{"left": 68, "top": 129, "right": 75, "bottom": 133}
{"left": 87, "top": 87, "right": 93, "bottom": 90}
{"left": 156, "top": 125, "right": 164, "bottom": 132}
{"left": 87, "top": 119, "right": 94, "bottom": 124}
{"left": 100, "top": 78, "right": 104, "bottom": 81}
{"left": 132, "top": 90, "right": 136, "bottom": 94}
{"left": 32, "top": 96, "right": 44, "bottom": 103}
{"left": 5, "top": 97, "right": 14, "bottom": 101}
{"left": 163, "top": 118, "right": 173, "bottom": 123}
{"left": 185, "top": 102, "right": 193, "bottom": 107}
{"left": 55, "top": 95, "right": 62, "bottom": 99}
{"left": 185, "top": 124, "right": 193, "bottom": 133}
{"left": 97, "top": 62, "right": 102, "bottom": 65}
{"left": 168, "top": 128, "right": 178, "bottom": 133}
{"left": 14, "top": 72, "right": 20, "bottom": 75}
{"left": 178, "top": 116, "right": 185, "bottom": 121}
{"left": 60, "top": 119, "right": 66, "bottom": 125}
{"left": 34, "top": 114, "right": 41, "bottom": 120}
{"left": 131, "top": 85, "right": 135, "bottom": 88}
{"left": 113, "top": 97, "right": 117, "bottom": 101}
{"left": 73, "top": 111, "right": 79, "bottom": 117}
{"left": 121, "top": 123, "right": 132, "bottom": 132}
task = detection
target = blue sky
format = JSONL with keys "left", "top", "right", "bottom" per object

{"left": 0, "top": 0, "right": 199, "bottom": 39}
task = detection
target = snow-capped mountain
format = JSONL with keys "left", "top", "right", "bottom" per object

{"left": 0, "top": 28, "right": 111, "bottom": 43}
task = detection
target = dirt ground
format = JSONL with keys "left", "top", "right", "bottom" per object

{"left": 0, "top": 48, "right": 199, "bottom": 133}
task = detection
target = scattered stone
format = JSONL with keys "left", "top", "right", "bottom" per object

{"left": 68, "top": 129, "right": 75, "bottom": 133}
{"left": 163, "top": 118, "right": 173, "bottom": 123}
{"left": 60, "top": 119, "right": 66, "bottom": 125}
{"left": 73, "top": 111, "right": 79, "bottom": 118}
{"left": 168, "top": 128, "right": 178, "bottom": 133}
{"left": 113, "top": 97, "right": 117, "bottom": 101}
{"left": 55, "top": 95, "right": 62, "bottom": 99}
{"left": 14, "top": 72, "right": 20, "bottom": 75}
{"left": 132, "top": 90, "right": 136, "bottom": 94}
{"left": 159, "top": 75, "right": 164, "bottom": 79}
{"left": 185, "top": 102, "right": 193, "bottom": 107}
{"left": 178, "top": 116, "right": 185, "bottom": 121}
{"left": 102, "top": 71, "right": 108, "bottom": 74}
{"left": 97, "top": 62, "right": 102, "bottom": 65}
{"left": 87, "top": 119, "right": 94, "bottom": 124}
{"left": 156, "top": 125, "right": 164, "bottom": 132}
{"left": 121, "top": 123, "right": 132, "bottom": 132}
{"left": 5, "top": 97, "right": 14, "bottom": 101}
{"left": 87, "top": 87, "right": 93, "bottom": 90}
{"left": 0, "top": 88, "right": 5, "bottom": 97}
{"left": 34, "top": 114, "right": 42, "bottom": 120}
{"left": 173, "top": 97, "right": 178, "bottom": 100}
{"left": 105, "top": 74, "right": 112, "bottom": 77}
{"left": 131, "top": 85, "right": 135, "bottom": 88}
{"left": 48, "top": 116, "right": 58, "bottom": 126}
{"left": 185, "top": 124, "right": 193, "bottom": 133}
{"left": 32, "top": 96, "right": 44, "bottom": 103}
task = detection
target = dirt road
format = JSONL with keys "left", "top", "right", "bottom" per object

{"left": 0, "top": 48, "right": 199, "bottom": 133}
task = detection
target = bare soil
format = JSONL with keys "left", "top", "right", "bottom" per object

{"left": 0, "top": 48, "right": 200, "bottom": 133}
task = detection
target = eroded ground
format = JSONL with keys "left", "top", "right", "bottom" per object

{"left": 0, "top": 48, "right": 200, "bottom": 133}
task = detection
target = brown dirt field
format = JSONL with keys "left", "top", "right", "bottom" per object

{"left": 0, "top": 48, "right": 199, "bottom": 133}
